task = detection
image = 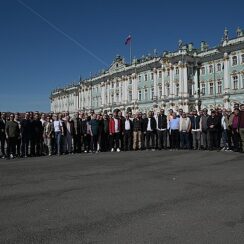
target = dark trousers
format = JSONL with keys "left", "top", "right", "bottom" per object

{"left": 171, "top": 130, "right": 179, "bottom": 149}
{"left": 84, "top": 134, "right": 91, "bottom": 152}
{"left": 180, "top": 132, "right": 190, "bottom": 149}
{"left": 209, "top": 130, "right": 217, "bottom": 150}
{"left": 16, "top": 138, "right": 21, "bottom": 156}
{"left": 120, "top": 132, "right": 124, "bottom": 150}
{"left": 101, "top": 133, "right": 109, "bottom": 152}
{"left": 146, "top": 131, "right": 155, "bottom": 149}
{"left": 7, "top": 137, "right": 17, "bottom": 156}
{"left": 21, "top": 136, "right": 30, "bottom": 156}
{"left": 157, "top": 130, "right": 167, "bottom": 149}
{"left": 124, "top": 130, "right": 132, "bottom": 151}
{"left": 232, "top": 129, "right": 240, "bottom": 151}
{"left": 73, "top": 134, "right": 81, "bottom": 153}
{"left": 91, "top": 135, "right": 98, "bottom": 152}
{"left": 0, "top": 134, "right": 6, "bottom": 156}
{"left": 110, "top": 133, "right": 120, "bottom": 149}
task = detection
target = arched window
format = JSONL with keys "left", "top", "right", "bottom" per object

{"left": 217, "top": 63, "right": 221, "bottom": 72}
{"left": 209, "top": 65, "right": 213, "bottom": 74}
{"left": 138, "top": 90, "right": 142, "bottom": 101}
{"left": 232, "top": 56, "right": 237, "bottom": 66}
{"left": 144, "top": 89, "right": 148, "bottom": 100}
{"left": 175, "top": 67, "right": 179, "bottom": 75}
{"left": 158, "top": 71, "right": 162, "bottom": 78}
{"left": 201, "top": 67, "right": 205, "bottom": 75}
{"left": 176, "top": 83, "right": 179, "bottom": 96}
{"left": 166, "top": 83, "right": 170, "bottom": 96}
{"left": 217, "top": 81, "right": 222, "bottom": 94}
{"left": 201, "top": 83, "right": 206, "bottom": 95}
{"left": 209, "top": 82, "right": 214, "bottom": 95}
{"left": 241, "top": 54, "right": 244, "bottom": 63}
{"left": 233, "top": 76, "right": 238, "bottom": 89}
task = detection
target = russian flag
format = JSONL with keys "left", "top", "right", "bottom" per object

{"left": 125, "top": 35, "right": 132, "bottom": 45}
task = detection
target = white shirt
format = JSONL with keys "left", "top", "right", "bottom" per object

{"left": 53, "top": 120, "right": 62, "bottom": 132}
{"left": 125, "top": 120, "right": 131, "bottom": 130}
{"left": 114, "top": 118, "right": 119, "bottom": 133}
{"left": 147, "top": 118, "right": 152, "bottom": 131}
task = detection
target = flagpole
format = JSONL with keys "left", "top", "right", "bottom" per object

{"left": 130, "top": 36, "right": 132, "bottom": 65}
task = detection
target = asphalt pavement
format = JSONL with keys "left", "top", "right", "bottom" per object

{"left": 0, "top": 150, "right": 244, "bottom": 244}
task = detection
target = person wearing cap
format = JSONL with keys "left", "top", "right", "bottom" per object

{"left": 207, "top": 110, "right": 219, "bottom": 150}
{"left": 238, "top": 104, "right": 244, "bottom": 153}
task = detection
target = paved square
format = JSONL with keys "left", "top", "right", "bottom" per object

{"left": 0, "top": 151, "right": 244, "bottom": 243}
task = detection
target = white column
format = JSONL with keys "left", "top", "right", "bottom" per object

{"left": 193, "top": 66, "right": 198, "bottom": 96}
{"left": 161, "top": 66, "right": 165, "bottom": 98}
{"left": 119, "top": 80, "right": 122, "bottom": 104}
{"left": 169, "top": 64, "right": 174, "bottom": 98}
{"left": 183, "top": 64, "right": 188, "bottom": 97}
{"left": 153, "top": 68, "right": 157, "bottom": 100}
{"left": 223, "top": 53, "right": 230, "bottom": 91}
{"left": 178, "top": 62, "right": 183, "bottom": 96}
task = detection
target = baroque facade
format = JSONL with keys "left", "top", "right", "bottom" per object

{"left": 50, "top": 28, "right": 244, "bottom": 114}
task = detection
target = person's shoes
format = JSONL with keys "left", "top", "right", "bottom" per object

{"left": 10, "top": 154, "right": 14, "bottom": 159}
{"left": 151, "top": 149, "right": 155, "bottom": 152}
{"left": 84, "top": 150, "right": 87, "bottom": 153}
{"left": 111, "top": 148, "right": 114, "bottom": 152}
{"left": 117, "top": 148, "right": 120, "bottom": 152}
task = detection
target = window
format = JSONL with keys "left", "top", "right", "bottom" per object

{"left": 129, "top": 79, "right": 132, "bottom": 84}
{"left": 151, "top": 88, "right": 154, "bottom": 100}
{"left": 159, "top": 86, "right": 162, "bottom": 97}
{"left": 217, "top": 63, "right": 221, "bottom": 72}
{"left": 111, "top": 94, "right": 114, "bottom": 103}
{"left": 116, "top": 82, "right": 119, "bottom": 88}
{"left": 128, "top": 91, "right": 132, "bottom": 101}
{"left": 233, "top": 75, "right": 238, "bottom": 89}
{"left": 209, "top": 82, "right": 214, "bottom": 95}
{"left": 232, "top": 56, "right": 237, "bottom": 66}
{"left": 139, "top": 75, "right": 142, "bottom": 82}
{"left": 176, "top": 83, "right": 179, "bottom": 96}
{"left": 217, "top": 81, "right": 222, "bottom": 94}
{"left": 209, "top": 65, "right": 213, "bottom": 74}
{"left": 242, "top": 54, "right": 244, "bottom": 63}
{"left": 138, "top": 90, "right": 142, "bottom": 101}
{"left": 145, "top": 74, "right": 148, "bottom": 81}
{"left": 151, "top": 73, "right": 154, "bottom": 80}
{"left": 175, "top": 67, "right": 179, "bottom": 75}
{"left": 242, "top": 74, "right": 244, "bottom": 89}
{"left": 112, "top": 83, "right": 114, "bottom": 88}
{"left": 158, "top": 71, "right": 162, "bottom": 78}
{"left": 167, "top": 69, "right": 170, "bottom": 76}
{"left": 201, "top": 83, "right": 206, "bottom": 95}
{"left": 201, "top": 67, "right": 205, "bottom": 75}
{"left": 144, "top": 89, "right": 148, "bottom": 100}
{"left": 166, "top": 83, "right": 170, "bottom": 96}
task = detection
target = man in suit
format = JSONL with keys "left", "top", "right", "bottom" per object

{"left": 122, "top": 113, "right": 133, "bottom": 151}
{"left": 156, "top": 109, "right": 168, "bottom": 150}
{"left": 143, "top": 111, "right": 157, "bottom": 151}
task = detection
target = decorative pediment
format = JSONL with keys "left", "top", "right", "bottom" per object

{"left": 109, "top": 55, "right": 126, "bottom": 72}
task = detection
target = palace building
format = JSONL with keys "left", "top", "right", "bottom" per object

{"left": 50, "top": 28, "right": 244, "bottom": 114}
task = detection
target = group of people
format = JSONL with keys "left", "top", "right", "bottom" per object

{"left": 0, "top": 103, "right": 244, "bottom": 159}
